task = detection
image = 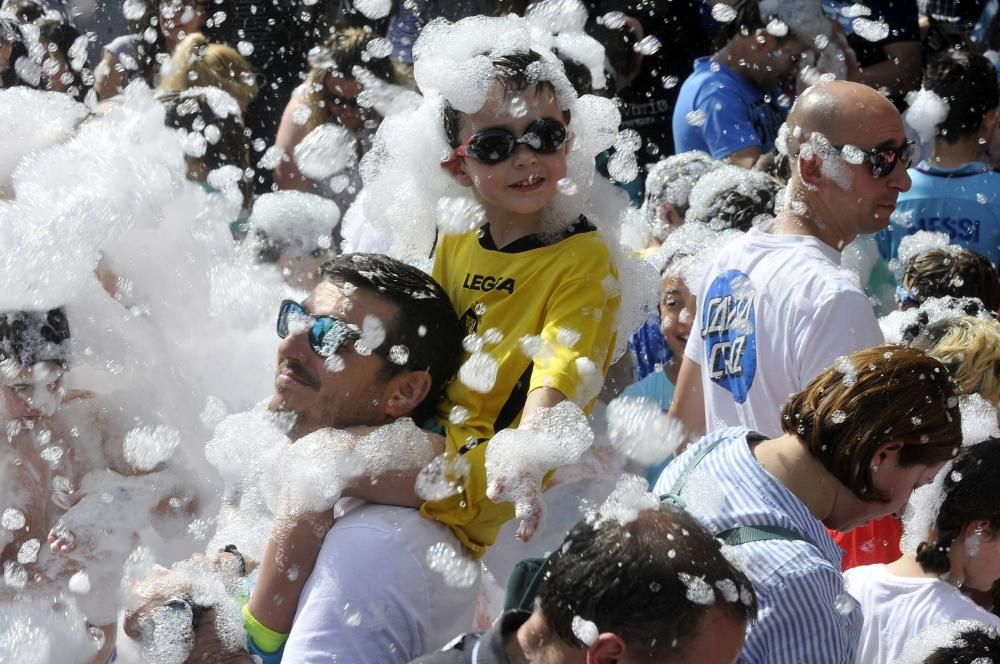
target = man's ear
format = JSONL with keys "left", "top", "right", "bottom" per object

{"left": 441, "top": 154, "right": 475, "bottom": 187}
{"left": 798, "top": 149, "right": 825, "bottom": 190}
{"left": 588, "top": 633, "right": 627, "bottom": 664}
{"left": 872, "top": 440, "right": 905, "bottom": 470}
{"left": 383, "top": 370, "right": 433, "bottom": 420}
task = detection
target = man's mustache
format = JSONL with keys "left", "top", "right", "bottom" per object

{"left": 280, "top": 359, "right": 318, "bottom": 389}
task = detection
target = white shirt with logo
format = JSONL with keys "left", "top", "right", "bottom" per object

{"left": 684, "top": 228, "right": 884, "bottom": 437}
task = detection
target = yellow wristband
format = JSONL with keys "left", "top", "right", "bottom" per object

{"left": 242, "top": 603, "right": 289, "bottom": 654}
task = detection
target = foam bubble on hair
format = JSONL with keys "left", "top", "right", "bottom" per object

{"left": 526, "top": 0, "right": 606, "bottom": 92}
{"left": 685, "top": 164, "right": 778, "bottom": 227}
{"left": 904, "top": 88, "right": 950, "bottom": 147}
{"left": 248, "top": 191, "right": 341, "bottom": 258}
{"left": 899, "top": 460, "right": 951, "bottom": 555}
{"left": 592, "top": 473, "right": 660, "bottom": 526}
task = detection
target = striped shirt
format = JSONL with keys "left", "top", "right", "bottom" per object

{"left": 652, "top": 427, "right": 861, "bottom": 663}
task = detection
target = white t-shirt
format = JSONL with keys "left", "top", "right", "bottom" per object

{"left": 844, "top": 563, "right": 1000, "bottom": 664}
{"left": 684, "top": 228, "right": 883, "bottom": 436}
{"left": 280, "top": 498, "right": 479, "bottom": 663}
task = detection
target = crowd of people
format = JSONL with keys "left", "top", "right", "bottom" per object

{"left": 4, "top": 0, "right": 1000, "bottom": 662}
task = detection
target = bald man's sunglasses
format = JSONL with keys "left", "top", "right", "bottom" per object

{"left": 834, "top": 140, "right": 918, "bottom": 178}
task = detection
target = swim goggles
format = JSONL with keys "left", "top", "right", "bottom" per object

{"left": 834, "top": 140, "right": 918, "bottom": 178}
{"left": 276, "top": 299, "right": 360, "bottom": 358}
{"left": 454, "top": 118, "right": 568, "bottom": 165}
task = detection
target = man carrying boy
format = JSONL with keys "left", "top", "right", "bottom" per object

{"left": 433, "top": 50, "right": 620, "bottom": 557}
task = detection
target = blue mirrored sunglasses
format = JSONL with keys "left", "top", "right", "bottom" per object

{"left": 276, "top": 300, "right": 359, "bottom": 358}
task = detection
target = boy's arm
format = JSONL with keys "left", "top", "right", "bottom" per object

{"left": 341, "top": 429, "right": 446, "bottom": 508}
{"left": 244, "top": 510, "right": 336, "bottom": 652}
{"left": 520, "top": 387, "right": 565, "bottom": 424}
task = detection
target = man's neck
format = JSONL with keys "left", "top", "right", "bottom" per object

{"left": 486, "top": 209, "right": 546, "bottom": 250}
{"left": 767, "top": 205, "right": 852, "bottom": 252}
{"left": 929, "top": 137, "right": 985, "bottom": 170}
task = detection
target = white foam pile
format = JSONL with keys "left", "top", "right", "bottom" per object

{"left": 640, "top": 150, "right": 720, "bottom": 233}
{"left": 904, "top": 88, "right": 949, "bottom": 148}
{"left": 485, "top": 400, "right": 594, "bottom": 540}
{"left": 293, "top": 123, "right": 358, "bottom": 181}
{"left": 685, "top": 164, "right": 778, "bottom": 230}
{"left": 0, "top": 79, "right": 309, "bottom": 651}
{"left": 248, "top": 190, "right": 341, "bottom": 257}
{"left": 605, "top": 395, "right": 685, "bottom": 466}
{"left": 592, "top": 473, "right": 660, "bottom": 526}
{"left": 880, "top": 295, "right": 993, "bottom": 344}
{"left": 525, "top": 0, "right": 606, "bottom": 92}
{"left": 895, "top": 230, "right": 951, "bottom": 274}
{"left": 649, "top": 221, "right": 742, "bottom": 290}
{"left": 893, "top": 620, "right": 999, "bottom": 663}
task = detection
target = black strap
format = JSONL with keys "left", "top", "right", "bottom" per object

{"left": 659, "top": 434, "right": 730, "bottom": 509}
{"left": 717, "top": 524, "right": 805, "bottom": 546}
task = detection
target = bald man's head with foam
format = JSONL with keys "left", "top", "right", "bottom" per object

{"left": 778, "top": 80, "right": 911, "bottom": 248}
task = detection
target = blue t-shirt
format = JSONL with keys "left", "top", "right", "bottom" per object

{"left": 628, "top": 311, "right": 672, "bottom": 381}
{"left": 876, "top": 161, "right": 1000, "bottom": 267}
{"left": 621, "top": 368, "right": 676, "bottom": 412}
{"left": 672, "top": 57, "right": 786, "bottom": 160}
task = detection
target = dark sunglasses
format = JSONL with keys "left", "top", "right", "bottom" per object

{"left": 454, "top": 118, "right": 568, "bottom": 165}
{"left": 835, "top": 140, "right": 918, "bottom": 178}
{"left": 276, "top": 300, "right": 360, "bottom": 358}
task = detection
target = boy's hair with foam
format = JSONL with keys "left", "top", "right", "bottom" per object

{"left": 442, "top": 50, "right": 571, "bottom": 149}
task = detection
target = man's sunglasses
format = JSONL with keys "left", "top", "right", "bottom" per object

{"left": 276, "top": 300, "right": 360, "bottom": 358}
{"left": 835, "top": 140, "right": 918, "bottom": 178}
{"left": 454, "top": 118, "right": 568, "bottom": 165}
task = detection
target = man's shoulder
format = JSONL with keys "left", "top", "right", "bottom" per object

{"left": 682, "top": 62, "right": 759, "bottom": 105}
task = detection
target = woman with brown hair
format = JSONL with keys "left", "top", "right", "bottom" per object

{"left": 652, "top": 344, "right": 962, "bottom": 663}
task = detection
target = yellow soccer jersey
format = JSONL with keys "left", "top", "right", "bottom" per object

{"left": 423, "top": 217, "right": 620, "bottom": 558}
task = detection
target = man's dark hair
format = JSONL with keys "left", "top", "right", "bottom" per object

{"left": 924, "top": 624, "right": 1000, "bottom": 663}
{"left": 903, "top": 246, "right": 1000, "bottom": 311}
{"left": 924, "top": 49, "right": 1000, "bottom": 143}
{"left": 320, "top": 253, "right": 464, "bottom": 424}
{"left": 441, "top": 50, "right": 571, "bottom": 148}
{"left": 538, "top": 507, "right": 757, "bottom": 658}
{"left": 0, "top": 308, "right": 71, "bottom": 368}
{"left": 713, "top": 0, "right": 766, "bottom": 50}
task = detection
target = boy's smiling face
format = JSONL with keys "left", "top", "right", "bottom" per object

{"left": 449, "top": 83, "right": 570, "bottom": 220}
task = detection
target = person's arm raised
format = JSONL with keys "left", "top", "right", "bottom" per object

{"left": 667, "top": 357, "right": 706, "bottom": 448}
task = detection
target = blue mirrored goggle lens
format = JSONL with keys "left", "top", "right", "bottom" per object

{"left": 277, "top": 300, "right": 353, "bottom": 358}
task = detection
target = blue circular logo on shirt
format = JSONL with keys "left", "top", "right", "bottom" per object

{"left": 701, "top": 270, "right": 757, "bottom": 404}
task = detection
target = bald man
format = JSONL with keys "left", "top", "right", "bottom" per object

{"left": 668, "top": 80, "right": 911, "bottom": 440}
